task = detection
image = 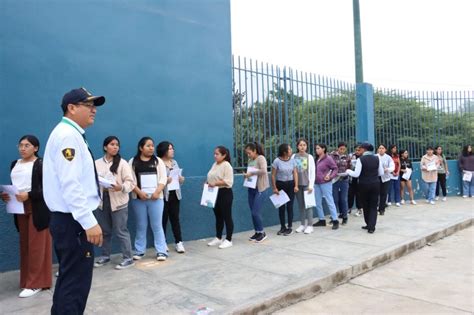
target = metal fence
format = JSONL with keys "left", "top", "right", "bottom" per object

{"left": 232, "top": 55, "right": 474, "bottom": 168}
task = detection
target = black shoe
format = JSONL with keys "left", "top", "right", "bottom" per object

{"left": 313, "top": 220, "right": 327, "bottom": 227}
{"left": 332, "top": 220, "right": 339, "bottom": 230}
{"left": 338, "top": 214, "right": 343, "bottom": 219}
{"left": 361, "top": 226, "right": 368, "bottom": 230}
{"left": 379, "top": 211, "right": 385, "bottom": 216}
{"left": 255, "top": 232, "right": 267, "bottom": 243}
{"left": 342, "top": 218, "right": 348, "bottom": 225}
{"left": 249, "top": 233, "right": 258, "bottom": 241}
{"left": 368, "top": 229, "right": 375, "bottom": 234}
{"left": 283, "top": 228, "right": 293, "bottom": 236}
{"left": 277, "top": 227, "right": 286, "bottom": 235}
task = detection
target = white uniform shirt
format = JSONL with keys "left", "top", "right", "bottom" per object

{"left": 43, "top": 117, "right": 99, "bottom": 230}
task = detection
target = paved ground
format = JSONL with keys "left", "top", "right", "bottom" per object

{"left": 277, "top": 226, "right": 474, "bottom": 315}
{"left": 0, "top": 197, "right": 472, "bottom": 315}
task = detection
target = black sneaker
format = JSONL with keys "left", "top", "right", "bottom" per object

{"left": 342, "top": 218, "right": 348, "bottom": 225}
{"left": 277, "top": 227, "right": 286, "bottom": 235}
{"left": 338, "top": 214, "right": 343, "bottom": 219}
{"left": 332, "top": 220, "right": 339, "bottom": 230}
{"left": 283, "top": 228, "right": 293, "bottom": 236}
{"left": 249, "top": 233, "right": 258, "bottom": 241}
{"left": 94, "top": 257, "right": 110, "bottom": 268}
{"left": 379, "top": 211, "right": 385, "bottom": 216}
{"left": 132, "top": 253, "right": 145, "bottom": 260}
{"left": 313, "top": 220, "right": 327, "bottom": 227}
{"left": 255, "top": 232, "right": 267, "bottom": 243}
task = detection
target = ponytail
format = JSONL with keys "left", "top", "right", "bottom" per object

{"left": 245, "top": 142, "right": 265, "bottom": 156}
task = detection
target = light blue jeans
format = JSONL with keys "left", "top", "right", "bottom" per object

{"left": 424, "top": 182, "right": 436, "bottom": 202}
{"left": 315, "top": 182, "right": 338, "bottom": 221}
{"left": 132, "top": 198, "right": 167, "bottom": 256}
{"left": 462, "top": 171, "right": 474, "bottom": 197}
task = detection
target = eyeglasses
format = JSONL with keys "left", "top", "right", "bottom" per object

{"left": 17, "top": 144, "right": 32, "bottom": 149}
{"left": 75, "top": 102, "right": 96, "bottom": 109}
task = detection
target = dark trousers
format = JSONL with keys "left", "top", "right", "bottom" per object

{"left": 276, "top": 180, "right": 295, "bottom": 228}
{"left": 162, "top": 191, "right": 182, "bottom": 243}
{"left": 436, "top": 173, "right": 447, "bottom": 197}
{"left": 50, "top": 212, "right": 94, "bottom": 315}
{"left": 348, "top": 179, "right": 362, "bottom": 210}
{"left": 213, "top": 188, "right": 234, "bottom": 241}
{"left": 359, "top": 183, "right": 380, "bottom": 231}
{"left": 378, "top": 181, "right": 391, "bottom": 213}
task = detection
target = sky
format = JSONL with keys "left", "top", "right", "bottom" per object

{"left": 231, "top": 0, "right": 474, "bottom": 91}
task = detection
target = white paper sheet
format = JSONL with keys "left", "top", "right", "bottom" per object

{"left": 140, "top": 174, "right": 158, "bottom": 194}
{"left": 303, "top": 190, "right": 316, "bottom": 209}
{"left": 269, "top": 190, "right": 290, "bottom": 209}
{"left": 426, "top": 162, "right": 437, "bottom": 171}
{"left": 402, "top": 168, "right": 412, "bottom": 181}
{"left": 98, "top": 176, "right": 115, "bottom": 189}
{"left": 200, "top": 184, "right": 219, "bottom": 208}
{"left": 463, "top": 171, "right": 473, "bottom": 182}
{"left": 168, "top": 168, "right": 182, "bottom": 191}
{"left": 243, "top": 167, "right": 258, "bottom": 189}
{"left": 0, "top": 185, "right": 25, "bottom": 214}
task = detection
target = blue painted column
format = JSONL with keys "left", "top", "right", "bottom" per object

{"left": 356, "top": 82, "right": 375, "bottom": 144}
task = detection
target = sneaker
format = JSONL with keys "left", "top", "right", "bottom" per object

{"left": 342, "top": 218, "right": 348, "bottom": 225}
{"left": 442, "top": 197, "right": 447, "bottom": 202}
{"left": 313, "top": 220, "right": 326, "bottom": 227}
{"left": 19, "top": 288, "right": 42, "bottom": 298}
{"left": 132, "top": 253, "right": 145, "bottom": 260}
{"left": 55, "top": 271, "right": 59, "bottom": 277}
{"left": 430, "top": 201, "right": 435, "bottom": 205}
{"left": 355, "top": 209, "right": 362, "bottom": 217}
{"left": 303, "top": 226, "right": 313, "bottom": 234}
{"left": 462, "top": 195, "right": 468, "bottom": 198}
{"left": 387, "top": 202, "right": 392, "bottom": 206}
{"left": 166, "top": 245, "right": 169, "bottom": 252}
{"left": 283, "top": 228, "right": 293, "bottom": 236}
{"left": 435, "top": 196, "right": 439, "bottom": 201}
{"left": 332, "top": 220, "right": 339, "bottom": 230}
{"left": 115, "top": 259, "right": 135, "bottom": 270}
{"left": 175, "top": 242, "right": 185, "bottom": 253}
{"left": 94, "top": 257, "right": 110, "bottom": 268}
{"left": 426, "top": 199, "right": 430, "bottom": 203}
{"left": 249, "top": 233, "right": 258, "bottom": 241}
{"left": 277, "top": 227, "right": 287, "bottom": 235}
{"left": 338, "top": 214, "right": 343, "bottom": 219}
{"left": 395, "top": 202, "right": 401, "bottom": 207}
{"left": 400, "top": 199, "right": 405, "bottom": 205}
{"left": 207, "top": 237, "right": 222, "bottom": 246}
{"left": 411, "top": 200, "right": 417, "bottom": 205}
{"left": 295, "top": 225, "right": 306, "bottom": 233}
{"left": 218, "top": 239, "right": 233, "bottom": 249}
{"left": 379, "top": 211, "right": 385, "bottom": 216}
{"left": 255, "top": 232, "right": 267, "bottom": 243}
{"left": 156, "top": 253, "right": 167, "bottom": 261}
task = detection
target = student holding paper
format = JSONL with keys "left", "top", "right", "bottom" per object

{"left": 329, "top": 142, "right": 351, "bottom": 225}
{"left": 459, "top": 145, "right": 474, "bottom": 198}
{"left": 129, "top": 137, "right": 168, "bottom": 261}
{"left": 293, "top": 139, "right": 315, "bottom": 234}
{"left": 399, "top": 150, "right": 416, "bottom": 205}
{"left": 420, "top": 146, "right": 440, "bottom": 204}
{"left": 272, "top": 143, "right": 298, "bottom": 236}
{"left": 156, "top": 141, "right": 186, "bottom": 253}
{"left": 435, "top": 146, "right": 449, "bottom": 201}
{"left": 244, "top": 142, "right": 269, "bottom": 243}
{"left": 206, "top": 146, "right": 234, "bottom": 249}
{"left": 93, "top": 136, "right": 135, "bottom": 269}
{"left": 1, "top": 135, "right": 52, "bottom": 298}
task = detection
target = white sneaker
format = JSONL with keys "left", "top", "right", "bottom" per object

{"left": 218, "top": 239, "right": 233, "bottom": 249}
{"left": 430, "top": 201, "right": 435, "bottom": 205}
{"left": 435, "top": 196, "right": 439, "bottom": 201}
{"left": 354, "top": 209, "right": 362, "bottom": 217}
{"left": 207, "top": 238, "right": 222, "bottom": 246}
{"left": 19, "top": 288, "right": 42, "bottom": 298}
{"left": 295, "top": 225, "right": 306, "bottom": 233}
{"left": 462, "top": 195, "right": 468, "bottom": 198}
{"left": 387, "top": 202, "right": 392, "bottom": 206}
{"left": 442, "top": 197, "right": 447, "bottom": 202}
{"left": 411, "top": 200, "right": 417, "bottom": 205}
{"left": 426, "top": 199, "right": 430, "bottom": 203}
{"left": 400, "top": 199, "right": 405, "bottom": 205}
{"left": 395, "top": 202, "right": 401, "bottom": 207}
{"left": 175, "top": 242, "right": 185, "bottom": 253}
{"left": 303, "top": 226, "right": 313, "bottom": 234}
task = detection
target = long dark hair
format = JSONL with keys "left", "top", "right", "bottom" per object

{"left": 103, "top": 136, "right": 121, "bottom": 174}
{"left": 156, "top": 141, "right": 174, "bottom": 159}
{"left": 245, "top": 142, "right": 264, "bottom": 156}
{"left": 315, "top": 143, "right": 327, "bottom": 156}
{"left": 277, "top": 143, "right": 291, "bottom": 158}
{"left": 389, "top": 144, "right": 398, "bottom": 157}
{"left": 133, "top": 137, "right": 157, "bottom": 168}
{"left": 216, "top": 146, "right": 231, "bottom": 163}
{"left": 461, "top": 145, "right": 472, "bottom": 157}
{"left": 399, "top": 149, "right": 409, "bottom": 160}
{"left": 19, "top": 135, "right": 40, "bottom": 157}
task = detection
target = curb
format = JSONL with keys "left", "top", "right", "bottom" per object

{"left": 232, "top": 217, "right": 473, "bottom": 315}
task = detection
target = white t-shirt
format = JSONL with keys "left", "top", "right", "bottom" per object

{"left": 11, "top": 160, "right": 34, "bottom": 192}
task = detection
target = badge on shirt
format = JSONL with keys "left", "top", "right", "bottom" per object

{"left": 62, "top": 148, "right": 76, "bottom": 161}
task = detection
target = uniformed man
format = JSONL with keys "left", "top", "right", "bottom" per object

{"left": 43, "top": 87, "right": 105, "bottom": 314}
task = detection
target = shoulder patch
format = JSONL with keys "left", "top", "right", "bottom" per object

{"left": 62, "top": 148, "right": 76, "bottom": 161}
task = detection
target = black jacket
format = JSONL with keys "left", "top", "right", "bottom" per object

{"left": 11, "top": 158, "right": 50, "bottom": 231}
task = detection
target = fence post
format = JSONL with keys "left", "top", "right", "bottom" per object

{"left": 356, "top": 82, "right": 375, "bottom": 144}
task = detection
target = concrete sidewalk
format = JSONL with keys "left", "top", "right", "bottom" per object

{"left": 0, "top": 198, "right": 472, "bottom": 315}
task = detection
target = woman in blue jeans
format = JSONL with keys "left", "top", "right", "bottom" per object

{"left": 312, "top": 144, "right": 339, "bottom": 230}
{"left": 129, "top": 137, "right": 168, "bottom": 261}
{"left": 243, "top": 142, "right": 269, "bottom": 243}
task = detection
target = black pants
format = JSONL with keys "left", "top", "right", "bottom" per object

{"left": 276, "top": 180, "right": 295, "bottom": 228}
{"left": 213, "top": 188, "right": 234, "bottom": 241}
{"left": 348, "top": 179, "right": 362, "bottom": 210}
{"left": 378, "top": 181, "right": 391, "bottom": 212}
{"left": 359, "top": 183, "right": 380, "bottom": 231}
{"left": 162, "top": 191, "right": 182, "bottom": 243}
{"left": 50, "top": 212, "right": 94, "bottom": 315}
{"left": 436, "top": 173, "right": 447, "bottom": 197}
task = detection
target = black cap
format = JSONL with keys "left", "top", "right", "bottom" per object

{"left": 61, "top": 87, "right": 105, "bottom": 111}
{"left": 360, "top": 142, "right": 374, "bottom": 151}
